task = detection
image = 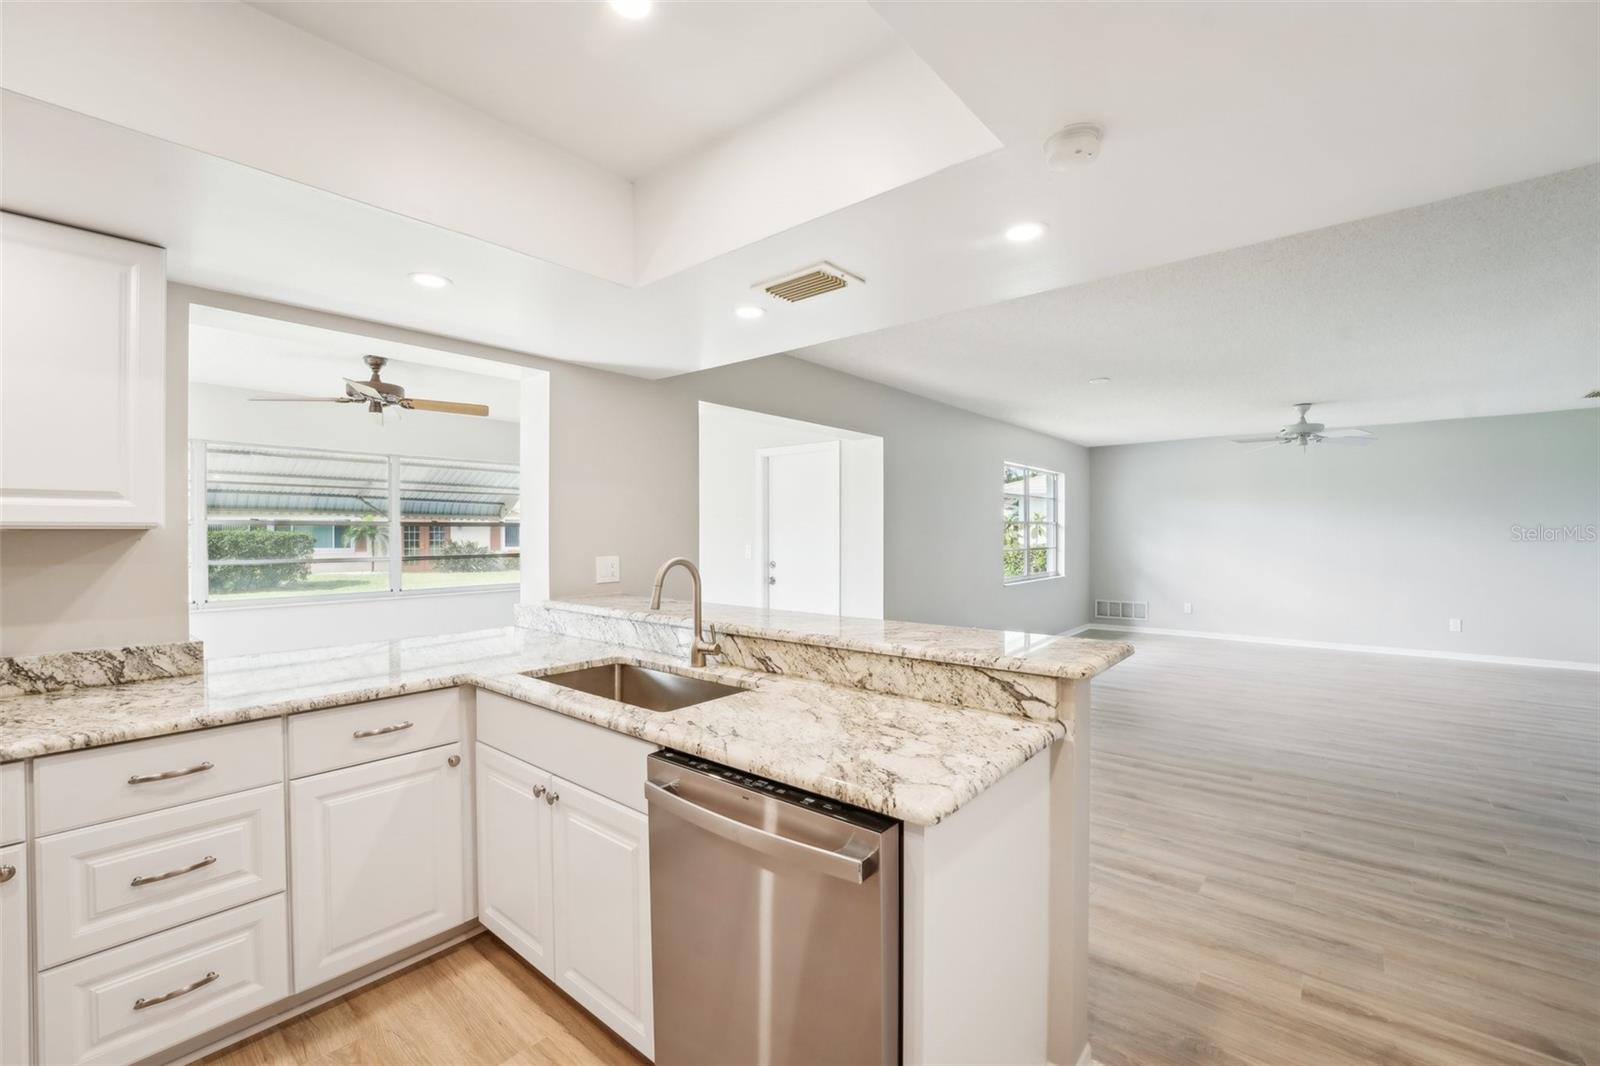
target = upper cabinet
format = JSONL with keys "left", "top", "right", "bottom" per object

{"left": 0, "top": 212, "right": 166, "bottom": 529}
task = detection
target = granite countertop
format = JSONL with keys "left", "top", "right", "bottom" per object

{"left": 0, "top": 627, "right": 1063, "bottom": 826}
{"left": 542, "top": 594, "right": 1133, "bottom": 680}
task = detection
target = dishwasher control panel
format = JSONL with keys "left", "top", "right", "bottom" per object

{"left": 652, "top": 748, "right": 897, "bottom": 831}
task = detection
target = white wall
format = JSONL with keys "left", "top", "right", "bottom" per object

{"left": 697, "top": 402, "right": 884, "bottom": 617}
{"left": 1089, "top": 409, "right": 1600, "bottom": 665}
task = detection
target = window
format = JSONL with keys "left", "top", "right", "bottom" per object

{"left": 1003, "top": 462, "right": 1063, "bottom": 583}
{"left": 191, "top": 441, "right": 520, "bottom": 604}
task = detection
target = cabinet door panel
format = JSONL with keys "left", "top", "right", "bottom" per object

{"left": 0, "top": 212, "right": 165, "bottom": 528}
{"left": 551, "top": 778, "right": 653, "bottom": 1058}
{"left": 290, "top": 744, "right": 467, "bottom": 991}
{"left": 0, "top": 844, "right": 29, "bottom": 1066}
{"left": 475, "top": 743, "right": 553, "bottom": 975}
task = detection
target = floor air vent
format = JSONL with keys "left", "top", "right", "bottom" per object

{"left": 1095, "top": 600, "right": 1148, "bottom": 621}
{"left": 759, "top": 261, "right": 862, "bottom": 303}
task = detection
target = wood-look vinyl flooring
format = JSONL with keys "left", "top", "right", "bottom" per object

{"left": 199, "top": 935, "right": 647, "bottom": 1066}
{"left": 203, "top": 632, "right": 1598, "bottom": 1066}
{"left": 1083, "top": 630, "right": 1599, "bottom": 1066}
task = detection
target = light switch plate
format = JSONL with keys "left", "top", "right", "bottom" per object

{"left": 1448, "top": 618, "right": 1462, "bottom": 633}
{"left": 1182, "top": 602, "right": 1193, "bottom": 615}
{"left": 596, "top": 555, "right": 620, "bottom": 583}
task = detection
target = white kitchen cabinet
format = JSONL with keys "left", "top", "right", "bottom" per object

{"left": 551, "top": 776, "right": 654, "bottom": 1059}
{"left": 1, "top": 844, "right": 29, "bottom": 1066}
{"left": 290, "top": 743, "right": 469, "bottom": 991}
{"left": 476, "top": 742, "right": 554, "bottom": 976}
{"left": 0, "top": 212, "right": 166, "bottom": 529}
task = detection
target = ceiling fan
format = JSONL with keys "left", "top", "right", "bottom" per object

{"left": 1231, "top": 403, "right": 1375, "bottom": 449}
{"left": 250, "top": 355, "right": 489, "bottom": 417}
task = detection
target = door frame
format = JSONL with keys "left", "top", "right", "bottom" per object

{"left": 756, "top": 440, "right": 842, "bottom": 613}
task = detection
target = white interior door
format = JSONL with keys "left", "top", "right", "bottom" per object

{"left": 762, "top": 441, "right": 841, "bottom": 614}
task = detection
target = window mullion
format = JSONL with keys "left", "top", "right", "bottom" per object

{"left": 387, "top": 456, "right": 403, "bottom": 593}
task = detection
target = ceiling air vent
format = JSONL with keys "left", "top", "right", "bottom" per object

{"left": 758, "top": 261, "right": 863, "bottom": 304}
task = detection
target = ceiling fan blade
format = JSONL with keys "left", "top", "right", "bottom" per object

{"left": 1231, "top": 434, "right": 1286, "bottom": 444}
{"left": 249, "top": 396, "right": 356, "bottom": 403}
{"left": 343, "top": 379, "right": 386, "bottom": 402}
{"left": 403, "top": 398, "right": 490, "bottom": 417}
{"left": 1318, "top": 428, "right": 1375, "bottom": 439}
{"left": 1316, "top": 435, "right": 1374, "bottom": 446}
{"left": 1245, "top": 439, "right": 1291, "bottom": 452}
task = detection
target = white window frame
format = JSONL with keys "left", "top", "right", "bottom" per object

{"left": 1003, "top": 461, "right": 1065, "bottom": 585}
{"left": 188, "top": 439, "right": 520, "bottom": 609}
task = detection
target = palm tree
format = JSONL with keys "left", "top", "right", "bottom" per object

{"left": 344, "top": 517, "right": 389, "bottom": 573}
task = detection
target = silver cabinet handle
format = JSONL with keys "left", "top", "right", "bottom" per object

{"left": 0, "top": 865, "right": 14, "bottom": 884}
{"left": 531, "top": 784, "right": 546, "bottom": 798}
{"left": 128, "top": 761, "right": 213, "bottom": 785}
{"left": 352, "top": 720, "right": 412, "bottom": 739}
{"left": 134, "top": 970, "right": 219, "bottom": 1010}
{"left": 130, "top": 855, "right": 217, "bottom": 888}
{"left": 447, "top": 754, "right": 461, "bottom": 768}
{"left": 644, "top": 780, "right": 879, "bottom": 884}
{"left": 545, "top": 790, "right": 559, "bottom": 806}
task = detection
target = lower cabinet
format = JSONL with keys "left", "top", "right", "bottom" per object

{"left": 476, "top": 743, "right": 554, "bottom": 974}
{"left": 476, "top": 741, "right": 654, "bottom": 1058}
{"left": 290, "top": 743, "right": 469, "bottom": 991}
{"left": 550, "top": 774, "right": 654, "bottom": 1058}
{"left": 36, "top": 895, "right": 288, "bottom": 1066}
{"left": 1, "top": 844, "right": 28, "bottom": 1066}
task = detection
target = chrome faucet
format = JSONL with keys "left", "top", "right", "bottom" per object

{"left": 650, "top": 557, "right": 722, "bottom": 667}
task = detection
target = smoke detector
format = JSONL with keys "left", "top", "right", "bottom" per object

{"left": 1044, "top": 123, "right": 1103, "bottom": 170}
{"left": 756, "top": 261, "right": 863, "bottom": 304}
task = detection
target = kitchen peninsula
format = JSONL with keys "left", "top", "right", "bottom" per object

{"left": 0, "top": 600, "right": 1130, "bottom": 1066}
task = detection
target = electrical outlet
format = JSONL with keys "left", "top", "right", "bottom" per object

{"left": 595, "top": 555, "right": 620, "bottom": 584}
{"left": 1448, "top": 618, "right": 1462, "bottom": 633}
{"left": 1183, "top": 602, "right": 1193, "bottom": 615}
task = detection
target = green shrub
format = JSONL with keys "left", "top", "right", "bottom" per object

{"left": 207, "top": 528, "right": 315, "bottom": 593}
{"left": 431, "top": 539, "right": 510, "bottom": 573}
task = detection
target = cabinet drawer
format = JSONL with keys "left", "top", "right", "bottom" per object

{"left": 289, "top": 688, "right": 461, "bottom": 778}
{"left": 37, "top": 894, "right": 289, "bottom": 1066}
{"left": 36, "top": 785, "right": 286, "bottom": 968}
{"left": 478, "top": 690, "right": 656, "bottom": 814}
{"left": 0, "top": 762, "right": 23, "bottom": 846}
{"left": 34, "top": 720, "right": 283, "bottom": 836}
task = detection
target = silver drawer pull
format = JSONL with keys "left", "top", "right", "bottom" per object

{"left": 128, "top": 761, "right": 213, "bottom": 785}
{"left": 134, "top": 970, "right": 219, "bottom": 1010}
{"left": 352, "top": 720, "right": 413, "bottom": 739}
{"left": 0, "top": 865, "right": 14, "bottom": 884}
{"left": 130, "top": 855, "right": 217, "bottom": 888}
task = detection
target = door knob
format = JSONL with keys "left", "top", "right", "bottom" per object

{"left": 447, "top": 754, "right": 461, "bottom": 768}
{"left": 768, "top": 576, "right": 777, "bottom": 585}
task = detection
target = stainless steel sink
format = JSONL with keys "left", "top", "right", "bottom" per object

{"left": 532, "top": 663, "right": 747, "bottom": 712}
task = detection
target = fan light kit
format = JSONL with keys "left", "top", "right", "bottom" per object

{"left": 1044, "top": 123, "right": 1103, "bottom": 170}
{"left": 1005, "top": 222, "right": 1047, "bottom": 243}
{"left": 409, "top": 272, "right": 452, "bottom": 289}
{"left": 1232, "top": 403, "right": 1376, "bottom": 451}
{"left": 250, "top": 355, "right": 489, "bottom": 418}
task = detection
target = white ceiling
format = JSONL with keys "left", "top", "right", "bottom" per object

{"left": 248, "top": 0, "right": 898, "bottom": 180}
{"left": 796, "top": 167, "right": 1600, "bottom": 445}
{"left": 189, "top": 306, "right": 524, "bottom": 421}
{"left": 2, "top": 1, "right": 1596, "bottom": 438}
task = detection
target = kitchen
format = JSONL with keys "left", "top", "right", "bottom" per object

{"left": 2, "top": 3, "right": 1597, "bottom": 1066}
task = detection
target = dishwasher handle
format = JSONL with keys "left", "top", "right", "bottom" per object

{"left": 645, "top": 780, "right": 879, "bottom": 884}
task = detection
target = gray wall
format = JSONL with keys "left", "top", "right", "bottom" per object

{"left": 1089, "top": 409, "right": 1600, "bottom": 663}
{"left": 1, "top": 286, "right": 1090, "bottom": 654}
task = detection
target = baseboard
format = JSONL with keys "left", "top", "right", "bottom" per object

{"left": 1068, "top": 623, "right": 1599, "bottom": 673}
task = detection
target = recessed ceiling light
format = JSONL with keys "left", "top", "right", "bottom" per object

{"left": 1005, "top": 221, "right": 1047, "bottom": 243}
{"left": 1087, "top": 377, "right": 1111, "bottom": 385}
{"left": 734, "top": 305, "right": 765, "bottom": 321}
{"left": 608, "top": 0, "right": 652, "bottom": 18}
{"left": 409, "top": 272, "right": 452, "bottom": 289}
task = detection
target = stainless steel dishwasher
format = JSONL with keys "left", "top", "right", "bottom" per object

{"left": 645, "top": 749, "right": 900, "bottom": 1065}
